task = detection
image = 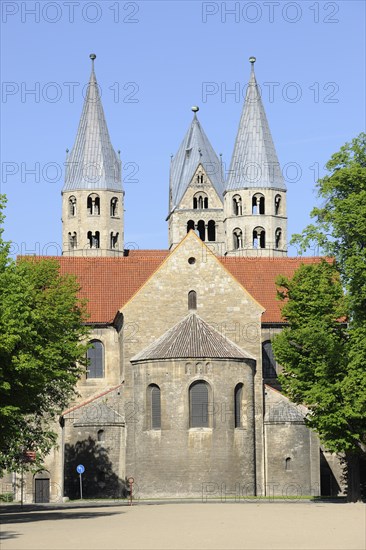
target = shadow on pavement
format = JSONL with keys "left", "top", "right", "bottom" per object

{"left": 0, "top": 531, "right": 19, "bottom": 542}
{"left": 0, "top": 509, "right": 124, "bottom": 525}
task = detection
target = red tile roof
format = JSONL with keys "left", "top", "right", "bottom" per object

{"left": 20, "top": 253, "right": 325, "bottom": 324}
{"left": 219, "top": 256, "right": 326, "bottom": 323}
{"left": 56, "top": 254, "right": 169, "bottom": 323}
{"left": 62, "top": 383, "right": 124, "bottom": 416}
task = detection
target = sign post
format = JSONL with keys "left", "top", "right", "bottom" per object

{"left": 76, "top": 464, "right": 85, "bottom": 500}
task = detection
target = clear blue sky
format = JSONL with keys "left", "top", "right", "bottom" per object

{"left": 1, "top": 0, "right": 365, "bottom": 256}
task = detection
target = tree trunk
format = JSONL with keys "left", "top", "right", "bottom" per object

{"left": 346, "top": 451, "right": 361, "bottom": 502}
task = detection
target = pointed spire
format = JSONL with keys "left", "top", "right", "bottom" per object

{"left": 169, "top": 107, "right": 224, "bottom": 212}
{"left": 63, "top": 54, "right": 122, "bottom": 192}
{"left": 226, "top": 57, "right": 286, "bottom": 191}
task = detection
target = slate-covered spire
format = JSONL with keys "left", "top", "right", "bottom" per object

{"left": 169, "top": 108, "right": 224, "bottom": 213}
{"left": 226, "top": 57, "right": 286, "bottom": 191}
{"left": 63, "top": 54, "right": 121, "bottom": 192}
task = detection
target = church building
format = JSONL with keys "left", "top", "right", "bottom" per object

{"left": 24, "top": 55, "right": 343, "bottom": 502}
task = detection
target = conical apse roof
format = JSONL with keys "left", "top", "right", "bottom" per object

{"left": 131, "top": 312, "right": 254, "bottom": 362}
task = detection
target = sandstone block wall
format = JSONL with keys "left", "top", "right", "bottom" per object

{"left": 129, "top": 358, "right": 255, "bottom": 497}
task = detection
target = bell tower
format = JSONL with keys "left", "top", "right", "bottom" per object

{"left": 224, "top": 57, "right": 287, "bottom": 257}
{"left": 62, "top": 54, "right": 124, "bottom": 257}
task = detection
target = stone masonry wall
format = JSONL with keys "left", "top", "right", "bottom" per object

{"left": 224, "top": 188, "right": 287, "bottom": 257}
{"left": 129, "top": 358, "right": 255, "bottom": 497}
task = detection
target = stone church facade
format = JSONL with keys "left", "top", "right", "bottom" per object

{"left": 13, "top": 55, "right": 344, "bottom": 502}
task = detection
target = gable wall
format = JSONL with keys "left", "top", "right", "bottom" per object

{"left": 120, "top": 234, "right": 266, "bottom": 494}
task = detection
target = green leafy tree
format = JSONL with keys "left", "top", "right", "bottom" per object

{"left": 274, "top": 133, "right": 366, "bottom": 501}
{"left": 0, "top": 195, "right": 89, "bottom": 473}
{"left": 273, "top": 261, "right": 352, "bottom": 442}
{"left": 292, "top": 132, "right": 366, "bottom": 322}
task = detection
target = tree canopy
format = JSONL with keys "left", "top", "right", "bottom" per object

{"left": 0, "top": 195, "right": 89, "bottom": 473}
{"left": 273, "top": 133, "right": 366, "bottom": 500}
{"left": 291, "top": 132, "right": 366, "bottom": 322}
{"left": 272, "top": 260, "right": 364, "bottom": 454}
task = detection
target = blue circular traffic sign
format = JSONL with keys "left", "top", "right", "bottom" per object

{"left": 76, "top": 464, "right": 85, "bottom": 474}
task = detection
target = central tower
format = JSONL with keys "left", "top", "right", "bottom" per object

{"left": 167, "top": 58, "right": 287, "bottom": 257}
{"left": 62, "top": 54, "right": 124, "bottom": 257}
{"left": 167, "top": 107, "right": 225, "bottom": 252}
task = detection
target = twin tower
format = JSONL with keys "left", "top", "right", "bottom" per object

{"left": 62, "top": 55, "right": 287, "bottom": 257}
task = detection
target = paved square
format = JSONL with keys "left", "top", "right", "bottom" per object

{"left": 1, "top": 502, "right": 365, "bottom": 550}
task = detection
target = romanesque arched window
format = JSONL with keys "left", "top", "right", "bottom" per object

{"left": 187, "top": 220, "right": 195, "bottom": 233}
{"left": 68, "top": 232, "right": 77, "bottom": 250}
{"left": 285, "top": 457, "right": 292, "bottom": 471}
{"left": 196, "top": 172, "right": 204, "bottom": 184}
{"left": 197, "top": 220, "right": 205, "bottom": 241}
{"left": 189, "top": 381, "right": 209, "bottom": 428}
{"left": 88, "top": 231, "right": 100, "bottom": 249}
{"left": 110, "top": 197, "right": 118, "bottom": 217}
{"left": 275, "top": 194, "right": 281, "bottom": 215}
{"left": 87, "top": 193, "right": 100, "bottom": 216}
{"left": 207, "top": 220, "right": 216, "bottom": 241}
{"left": 94, "top": 196, "right": 100, "bottom": 215}
{"left": 147, "top": 384, "right": 161, "bottom": 429}
{"left": 252, "top": 193, "right": 265, "bottom": 215}
{"left": 86, "top": 340, "right": 104, "bottom": 378}
{"left": 275, "top": 228, "right": 282, "bottom": 249}
{"left": 253, "top": 227, "right": 265, "bottom": 249}
{"left": 262, "top": 341, "right": 278, "bottom": 378}
{"left": 233, "top": 195, "right": 242, "bottom": 216}
{"left": 69, "top": 196, "right": 76, "bottom": 216}
{"left": 110, "top": 232, "right": 119, "bottom": 249}
{"left": 193, "top": 192, "right": 208, "bottom": 210}
{"left": 233, "top": 228, "right": 243, "bottom": 250}
{"left": 234, "top": 383, "right": 243, "bottom": 428}
{"left": 188, "top": 290, "right": 197, "bottom": 310}
{"left": 97, "top": 429, "right": 105, "bottom": 443}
